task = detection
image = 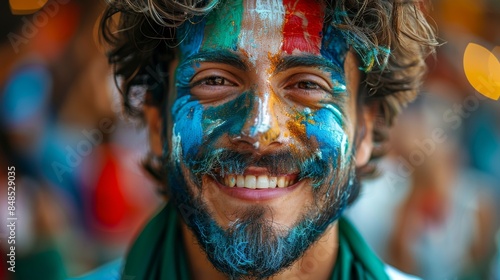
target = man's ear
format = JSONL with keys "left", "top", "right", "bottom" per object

{"left": 143, "top": 103, "right": 163, "bottom": 156}
{"left": 355, "top": 102, "right": 378, "bottom": 167}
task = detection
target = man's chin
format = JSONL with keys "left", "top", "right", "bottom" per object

{"left": 183, "top": 203, "right": 307, "bottom": 278}
{"left": 175, "top": 185, "right": 351, "bottom": 279}
{"left": 181, "top": 197, "right": 342, "bottom": 279}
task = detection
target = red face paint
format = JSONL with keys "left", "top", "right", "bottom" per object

{"left": 282, "top": 0, "right": 324, "bottom": 55}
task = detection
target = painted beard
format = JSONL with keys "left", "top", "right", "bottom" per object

{"left": 165, "top": 138, "right": 357, "bottom": 279}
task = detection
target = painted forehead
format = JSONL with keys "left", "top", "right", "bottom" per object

{"left": 177, "top": 0, "right": 348, "bottom": 66}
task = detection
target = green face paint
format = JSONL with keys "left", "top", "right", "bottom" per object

{"left": 202, "top": 0, "right": 244, "bottom": 51}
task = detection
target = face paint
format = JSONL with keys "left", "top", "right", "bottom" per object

{"left": 249, "top": 91, "right": 271, "bottom": 140}
{"left": 321, "top": 19, "right": 349, "bottom": 92}
{"left": 239, "top": 0, "right": 285, "bottom": 65}
{"left": 202, "top": 0, "right": 244, "bottom": 50}
{"left": 177, "top": 16, "right": 206, "bottom": 60}
{"left": 165, "top": 0, "right": 359, "bottom": 278}
{"left": 170, "top": 95, "right": 203, "bottom": 160}
{"left": 282, "top": 0, "right": 324, "bottom": 55}
{"left": 304, "top": 104, "right": 350, "bottom": 174}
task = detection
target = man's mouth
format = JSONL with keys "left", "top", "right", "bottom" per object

{"left": 209, "top": 167, "right": 301, "bottom": 201}
{"left": 220, "top": 174, "right": 299, "bottom": 189}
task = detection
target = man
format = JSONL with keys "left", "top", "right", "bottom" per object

{"left": 85, "top": 0, "right": 436, "bottom": 279}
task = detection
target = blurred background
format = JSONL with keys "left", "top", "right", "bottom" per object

{"left": 0, "top": 0, "right": 499, "bottom": 279}
{"left": 0, "top": 1, "right": 162, "bottom": 279}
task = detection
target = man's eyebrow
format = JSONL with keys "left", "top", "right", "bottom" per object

{"left": 184, "top": 50, "right": 248, "bottom": 71}
{"left": 274, "top": 55, "right": 343, "bottom": 74}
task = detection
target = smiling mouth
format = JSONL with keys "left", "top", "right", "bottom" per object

{"left": 217, "top": 173, "right": 299, "bottom": 189}
{"left": 210, "top": 167, "right": 301, "bottom": 201}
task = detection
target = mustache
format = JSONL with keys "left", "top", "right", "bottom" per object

{"left": 188, "top": 148, "right": 330, "bottom": 183}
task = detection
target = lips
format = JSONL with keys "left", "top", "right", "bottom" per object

{"left": 210, "top": 168, "right": 301, "bottom": 201}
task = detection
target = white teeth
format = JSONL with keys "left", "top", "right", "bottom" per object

{"left": 256, "top": 176, "right": 269, "bottom": 189}
{"left": 245, "top": 175, "right": 256, "bottom": 189}
{"left": 237, "top": 175, "right": 245, "bottom": 188}
{"left": 277, "top": 177, "right": 286, "bottom": 188}
{"left": 222, "top": 174, "right": 295, "bottom": 189}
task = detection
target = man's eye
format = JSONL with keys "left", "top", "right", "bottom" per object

{"left": 200, "top": 76, "right": 235, "bottom": 86}
{"left": 297, "top": 81, "right": 321, "bottom": 90}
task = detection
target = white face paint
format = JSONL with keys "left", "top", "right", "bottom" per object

{"left": 236, "top": 0, "right": 285, "bottom": 144}
{"left": 238, "top": 0, "right": 285, "bottom": 66}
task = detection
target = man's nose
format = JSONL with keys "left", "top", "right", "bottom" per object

{"left": 234, "top": 90, "right": 285, "bottom": 150}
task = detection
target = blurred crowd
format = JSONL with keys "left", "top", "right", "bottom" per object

{"left": 347, "top": 0, "right": 500, "bottom": 279}
{"left": 0, "top": 0, "right": 499, "bottom": 279}
{"left": 0, "top": 1, "right": 161, "bottom": 279}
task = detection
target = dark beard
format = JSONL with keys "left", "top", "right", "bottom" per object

{"left": 166, "top": 147, "right": 357, "bottom": 279}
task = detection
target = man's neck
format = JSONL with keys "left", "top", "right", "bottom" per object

{"left": 181, "top": 221, "right": 339, "bottom": 280}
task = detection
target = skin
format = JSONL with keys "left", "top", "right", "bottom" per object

{"left": 144, "top": 0, "right": 377, "bottom": 278}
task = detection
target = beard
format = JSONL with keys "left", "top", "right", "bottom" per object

{"left": 165, "top": 145, "right": 357, "bottom": 279}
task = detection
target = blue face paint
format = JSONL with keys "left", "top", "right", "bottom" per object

{"left": 169, "top": 18, "right": 209, "bottom": 164}
{"left": 304, "top": 105, "right": 350, "bottom": 188}
{"left": 177, "top": 16, "right": 207, "bottom": 59}
{"left": 171, "top": 95, "right": 204, "bottom": 159}
{"left": 321, "top": 22, "right": 349, "bottom": 93}
{"left": 305, "top": 105, "right": 346, "bottom": 153}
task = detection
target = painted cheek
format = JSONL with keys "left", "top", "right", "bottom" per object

{"left": 304, "top": 106, "right": 348, "bottom": 163}
{"left": 170, "top": 59, "right": 203, "bottom": 163}
{"left": 282, "top": 0, "right": 324, "bottom": 55}
{"left": 202, "top": 92, "right": 253, "bottom": 142}
{"left": 171, "top": 93, "right": 253, "bottom": 167}
{"left": 171, "top": 95, "right": 204, "bottom": 163}
{"left": 172, "top": 76, "right": 251, "bottom": 163}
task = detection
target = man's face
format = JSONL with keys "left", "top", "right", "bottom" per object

{"left": 165, "top": 0, "right": 362, "bottom": 277}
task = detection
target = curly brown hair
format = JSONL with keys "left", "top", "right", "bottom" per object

{"left": 99, "top": 0, "right": 437, "bottom": 196}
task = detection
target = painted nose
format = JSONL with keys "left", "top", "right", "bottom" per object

{"left": 235, "top": 91, "right": 283, "bottom": 150}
